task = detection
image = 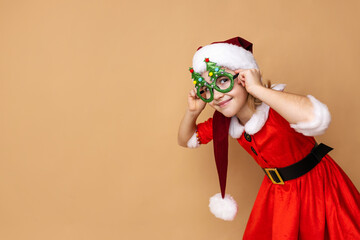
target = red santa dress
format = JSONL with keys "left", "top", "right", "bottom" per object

{"left": 190, "top": 92, "right": 360, "bottom": 240}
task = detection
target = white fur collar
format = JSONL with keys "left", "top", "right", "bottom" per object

{"left": 229, "top": 84, "right": 286, "bottom": 138}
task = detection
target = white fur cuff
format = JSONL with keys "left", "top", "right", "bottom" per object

{"left": 209, "top": 193, "right": 238, "bottom": 221}
{"left": 187, "top": 131, "right": 200, "bottom": 148}
{"left": 290, "top": 95, "right": 331, "bottom": 136}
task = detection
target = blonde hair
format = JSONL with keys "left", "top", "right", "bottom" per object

{"left": 247, "top": 79, "right": 272, "bottom": 112}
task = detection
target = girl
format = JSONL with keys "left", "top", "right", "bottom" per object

{"left": 178, "top": 37, "right": 360, "bottom": 240}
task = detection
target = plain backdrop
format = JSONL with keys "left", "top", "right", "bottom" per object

{"left": 1, "top": 0, "right": 359, "bottom": 239}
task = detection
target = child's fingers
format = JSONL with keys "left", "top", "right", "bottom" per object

{"left": 189, "top": 88, "right": 198, "bottom": 99}
{"left": 192, "top": 88, "right": 197, "bottom": 97}
{"left": 189, "top": 88, "right": 194, "bottom": 96}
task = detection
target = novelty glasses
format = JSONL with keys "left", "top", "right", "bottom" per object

{"left": 189, "top": 58, "right": 239, "bottom": 103}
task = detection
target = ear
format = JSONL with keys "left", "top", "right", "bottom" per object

{"left": 239, "top": 79, "right": 245, "bottom": 87}
{"left": 236, "top": 73, "right": 245, "bottom": 87}
{"left": 237, "top": 76, "right": 245, "bottom": 87}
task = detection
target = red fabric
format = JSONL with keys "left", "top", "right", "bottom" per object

{"left": 196, "top": 108, "right": 360, "bottom": 240}
{"left": 196, "top": 36, "right": 253, "bottom": 53}
{"left": 197, "top": 118, "right": 213, "bottom": 144}
{"left": 212, "top": 110, "right": 231, "bottom": 199}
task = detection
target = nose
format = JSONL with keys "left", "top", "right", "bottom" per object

{"left": 213, "top": 89, "right": 224, "bottom": 100}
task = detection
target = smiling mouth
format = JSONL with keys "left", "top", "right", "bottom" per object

{"left": 218, "top": 98, "right": 232, "bottom": 107}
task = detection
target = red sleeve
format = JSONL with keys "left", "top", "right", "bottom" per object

{"left": 197, "top": 118, "right": 213, "bottom": 144}
{"left": 268, "top": 108, "right": 292, "bottom": 128}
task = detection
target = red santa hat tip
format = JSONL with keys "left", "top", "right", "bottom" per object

{"left": 191, "top": 37, "right": 258, "bottom": 221}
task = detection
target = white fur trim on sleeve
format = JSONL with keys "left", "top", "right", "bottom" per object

{"left": 209, "top": 193, "right": 238, "bottom": 221}
{"left": 290, "top": 95, "right": 331, "bottom": 136}
{"left": 186, "top": 131, "right": 200, "bottom": 148}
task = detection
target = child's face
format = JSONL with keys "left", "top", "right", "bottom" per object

{"left": 201, "top": 68, "right": 249, "bottom": 117}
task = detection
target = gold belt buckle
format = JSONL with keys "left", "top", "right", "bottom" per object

{"left": 264, "top": 168, "right": 285, "bottom": 185}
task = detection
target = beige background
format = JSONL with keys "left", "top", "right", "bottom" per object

{"left": 1, "top": 0, "right": 359, "bottom": 239}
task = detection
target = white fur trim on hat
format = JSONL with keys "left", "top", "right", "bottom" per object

{"left": 209, "top": 193, "right": 238, "bottom": 221}
{"left": 192, "top": 43, "right": 259, "bottom": 74}
{"left": 290, "top": 95, "right": 331, "bottom": 136}
{"left": 228, "top": 84, "right": 286, "bottom": 138}
{"left": 186, "top": 131, "right": 200, "bottom": 148}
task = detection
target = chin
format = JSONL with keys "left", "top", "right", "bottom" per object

{"left": 218, "top": 109, "right": 237, "bottom": 118}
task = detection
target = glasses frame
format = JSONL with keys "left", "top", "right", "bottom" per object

{"left": 196, "top": 73, "right": 239, "bottom": 103}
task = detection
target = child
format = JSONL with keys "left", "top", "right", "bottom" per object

{"left": 178, "top": 37, "right": 360, "bottom": 240}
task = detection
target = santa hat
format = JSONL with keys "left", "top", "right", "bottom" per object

{"left": 192, "top": 36, "right": 259, "bottom": 74}
{"left": 192, "top": 37, "right": 257, "bottom": 221}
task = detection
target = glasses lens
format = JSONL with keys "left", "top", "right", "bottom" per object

{"left": 215, "top": 76, "right": 232, "bottom": 91}
{"left": 198, "top": 86, "right": 212, "bottom": 100}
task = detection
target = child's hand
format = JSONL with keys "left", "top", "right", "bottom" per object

{"left": 234, "top": 69, "right": 263, "bottom": 94}
{"left": 188, "top": 88, "right": 206, "bottom": 114}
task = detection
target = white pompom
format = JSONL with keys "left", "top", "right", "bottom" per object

{"left": 209, "top": 193, "right": 238, "bottom": 221}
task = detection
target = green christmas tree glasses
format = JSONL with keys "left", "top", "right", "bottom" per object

{"left": 189, "top": 58, "right": 238, "bottom": 103}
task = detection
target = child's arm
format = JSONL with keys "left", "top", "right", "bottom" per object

{"left": 251, "top": 86, "right": 314, "bottom": 124}
{"left": 178, "top": 89, "right": 206, "bottom": 147}
{"left": 236, "top": 69, "right": 323, "bottom": 125}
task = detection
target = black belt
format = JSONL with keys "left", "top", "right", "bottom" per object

{"left": 263, "top": 143, "right": 333, "bottom": 184}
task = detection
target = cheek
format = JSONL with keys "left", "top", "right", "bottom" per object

{"left": 230, "top": 84, "right": 248, "bottom": 98}
{"left": 208, "top": 102, "right": 217, "bottom": 109}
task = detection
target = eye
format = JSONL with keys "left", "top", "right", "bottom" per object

{"left": 220, "top": 78, "right": 228, "bottom": 84}
{"left": 199, "top": 88, "right": 209, "bottom": 94}
{"left": 217, "top": 77, "right": 229, "bottom": 85}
